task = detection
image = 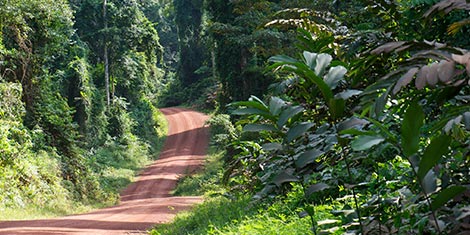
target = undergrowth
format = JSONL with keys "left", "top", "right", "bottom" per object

{"left": 150, "top": 115, "right": 340, "bottom": 235}
{"left": 151, "top": 164, "right": 341, "bottom": 235}
{"left": 0, "top": 97, "right": 168, "bottom": 220}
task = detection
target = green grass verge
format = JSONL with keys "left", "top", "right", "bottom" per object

{"left": 151, "top": 181, "right": 342, "bottom": 234}
{"left": 150, "top": 146, "right": 343, "bottom": 235}
{"left": 0, "top": 109, "right": 168, "bottom": 220}
{"left": 172, "top": 149, "right": 225, "bottom": 196}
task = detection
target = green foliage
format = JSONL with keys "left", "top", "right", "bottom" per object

{"left": 152, "top": 180, "right": 340, "bottom": 235}
{"left": 0, "top": 0, "right": 169, "bottom": 216}
{"left": 208, "top": 1, "right": 470, "bottom": 234}
{"left": 0, "top": 84, "right": 70, "bottom": 210}
{"left": 172, "top": 149, "right": 225, "bottom": 197}
{"left": 205, "top": 114, "right": 236, "bottom": 147}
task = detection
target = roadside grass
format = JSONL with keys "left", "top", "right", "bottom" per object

{"left": 0, "top": 109, "right": 168, "bottom": 220}
{"left": 151, "top": 169, "right": 341, "bottom": 235}
{"left": 172, "top": 149, "right": 225, "bottom": 196}
{"left": 0, "top": 203, "right": 92, "bottom": 220}
{"left": 150, "top": 146, "right": 342, "bottom": 235}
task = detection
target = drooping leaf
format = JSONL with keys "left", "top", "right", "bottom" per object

{"left": 303, "top": 69, "right": 334, "bottom": 102}
{"left": 444, "top": 115, "right": 462, "bottom": 134}
{"left": 351, "top": 135, "right": 385, "bottom": 151}
{"left": 277, "top": 105, "right": 304, "bottom": 128}
{"left": 424, "top": 0, "right": 470, "bottom": 18}
{"left": 374, "top": 86, "right": 391, "bottom": 118}
{"left": 416, "top": 66, "right": 429, "bottom": 90}
{"left": 427, "top": 63, "right": 439, "bottom": 86}
{"left": 306, "top": 183, "right": 330, "bottom": 196}
{"left": 422, "top": 170, "right": 437, "bottom": 195}
{"left": 393, "top": 67, "right": 419, "bottom": 94}
{"left": 231, "top": 108, "right": 271, "bottom": 117}
{"left": 337, "top": 117, "right": 369, "bottom": 132}
{"left": 269, "top": 97, "right": 285, "bottom": 116}
{"left": 249, "top": 95, "right": 267, "bottom": 107}
{"left": 417, "top": 134, "right": 451, "bottom": 181}
{"left": 243, "top": 124, "right": 278, "bottom": 132}
{"left": 273, "top": 171, "right": 298, "bottom": 187}
{"left": 271, "top": 55, "right": 334, "bottom": 102}
{"left": 262, "top": 142, "right": 283, "bottom": 151}
{"left": 295, "top": 149, "right": 324, "bottom": 169}
{"left": 437, "top": 60, "right": 455, "bottom": 83}
{"left": 286, "top": 122, "right": 314, "bottom": 143}
{"left": 303, "top": 51, "right": 318, "bottom": 70}
{"left": 371, "top": 41, "right": 408, "bottom": 54}
{"left": 340, "top": 129, "right": 376, "bottom": 136}
{"left": 452, "top": 52, "right": 470, "bottom": 76}
{"left": 401, "top": 102, "right": 424, "bottom": 157}
{"left": 230, "top": 98, "right": 268, "bottom": 112}
{"left": 269, "top": 54, "right": 299, "bottom": 64}
{"left": 315, "top": 53, "right": 333, "bottom": 76}
{"left": 431, "top": 186, "right": 467, "bottom": 211}
{"left": 334, "top": 89, "right": 363, "bottom": 100}
{"left": 329, "top": 98, "right": 346, "bottom": 120}
{"left": 324, "top": 66, "right": 347, "bottom": 89}
{"left": 463, "top": 112, "right": 470, "bottom": 130}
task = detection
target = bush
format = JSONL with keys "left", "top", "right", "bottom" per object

{"left": 205, "top": 114, "right": 236, "bottom": 147}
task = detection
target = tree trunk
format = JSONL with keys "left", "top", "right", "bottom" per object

{"left": 103, "top": 0, "right": 110, "bottom": 106}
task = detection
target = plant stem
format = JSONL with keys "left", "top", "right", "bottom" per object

{"left": 408, "top": 161, "right": 441, "bottom": 234}
{"left": 301, "top": 182, "right": 317, "bottom": 235}
{"left": 343, "top": 151, "right": 364, "bottom": 234}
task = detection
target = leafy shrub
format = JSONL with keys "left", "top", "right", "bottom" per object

{"left": 205, "top": 114, "right": 236, "bottom": 146}
{"left": 0, "top": 85, "right": 70, "bottom": 210}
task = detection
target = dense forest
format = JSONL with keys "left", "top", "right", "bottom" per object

{"left": 0, "top": 0, "right": 169, "bottom": 215}
{"left": 1, "top": 0, "right": 469, "bottom": 234}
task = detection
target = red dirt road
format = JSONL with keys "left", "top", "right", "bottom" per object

{"left": 0, "top": 107, "right": 209, "bottom": 235}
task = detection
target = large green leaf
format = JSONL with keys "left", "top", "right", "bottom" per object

{"left": 269, "top": 97, "right": 285, "bottom": 116}
{"left": 335, "top": 89, "right": 363, "bottom": 100}
{"left": 249, "top": 95, "right": 268, "bottom": 108}
{"left": 269, "top": 54, "right": 299, "bottom": 64}
{"left": 303, "top": 51, "right": 318, "bottom": 70}
{"left": 303, "top": 69, "right": 334, "bottom": 102}
{"left": 231, "top": 108, "right": 272, "bottom": 118}
{"left": 286, "top": 122, "right": 314, "bottom": 143}
{"left": 351, "top": 135, "right": 385, "bottom": 151}
{"left": 306, "top": 183, "right": 330, "bottom": 196}
{"left": 401, "top": 102, "right": 424, "bottom": 157}
{"left": 337, "top": 117, "right": 369, "bottom": 132}
{"left": 273, "top": 171, "right": 299, "bottom": 187}
{"left": 417, "top": 134, "right": 451, "bottom": 181}
{"left": 431, "top": 186, "right": 467, "bottom": 211}
{"left": 230, "top": 99, "right": 268, "bottom": 112}
{"left": 324, "top": 66, "right": 347, "bottom": 89}
{"left": 422, "top": 170, "right": 437, "bottom": 195}
{"left": 270, "top": 52, "right": 335, "bottom": 103}
{"left": 315, "top": 53, "right": 333, "bottom": 75}
{"left": 329, "top": 98, "right": 345, "bottom": 120}
{"left": 243, "top": 124, "right": 278, "bottom": 133}
{"left": 340, "top": 129, "right": 376, "bottom": 136}
{"left": 374, "top": 86, "right": 391, "bottom": 118}
{"left": 262, "top": 142, "right": 283, "bottom": 151}
{"left": 295, "top": 149, "right": 324, "bottom": 169}
{"left": 277, "top": 105, "right": 304, "bottom": 128}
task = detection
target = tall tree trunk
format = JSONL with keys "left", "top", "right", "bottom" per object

{"left": 211, "top": 41, "right": 217, "bottom": 79}
{"left": 103, "top": 0, "right": 110, "bottom": 106}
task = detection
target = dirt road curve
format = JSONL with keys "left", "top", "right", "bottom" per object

{"left": 0, "top": 107, "right": 209, "bottom": 235}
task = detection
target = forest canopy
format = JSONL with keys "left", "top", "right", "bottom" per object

{"left": 1, "top": 0, "right": 469, "bottom": 234}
